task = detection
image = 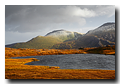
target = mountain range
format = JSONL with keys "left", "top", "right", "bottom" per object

{"left": 5, "top": 22, "right": 115, "bottom": 49}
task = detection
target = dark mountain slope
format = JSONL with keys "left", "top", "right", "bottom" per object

{"left": 85, "top": 23, "right": 115, "bottom": 42}
{"left": 52, "top": 22, "right": 115, "bottom": 49}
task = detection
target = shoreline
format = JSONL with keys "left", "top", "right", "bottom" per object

{"left": 5, "top": 58, "right": 115, "bottom": 79}
{"left": 5, "top": 46, "right": 115, "bottom": 79}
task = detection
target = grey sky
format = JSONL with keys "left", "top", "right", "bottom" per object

{"left": 5, "top": 5, "right": 115, "bottom": 45}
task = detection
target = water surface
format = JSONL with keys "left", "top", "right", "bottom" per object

{"left": 12, "top": 54, "right": 115, "bottom": 70}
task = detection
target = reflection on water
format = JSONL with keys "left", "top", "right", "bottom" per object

{"left": 12, "top": 54, "right": 115, "bottom": 70}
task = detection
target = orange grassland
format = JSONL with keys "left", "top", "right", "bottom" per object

{"left": 5, "top": 58, "right": 115, "bottom": 79}
{"left": 5, "top": 48, "right": 87, "bottom": 58}
{"left": 5, "top": 46, "right": 115, "bottom": 79}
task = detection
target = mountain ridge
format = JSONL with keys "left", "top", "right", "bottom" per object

{"left": 86, "top": 22, "right": 115, "bottom": 35}
{"left": 5, "top": 22, "right": 115, "bottom": 49}
{"left": 45, "top": 29, "right": 83, "bottom": 41}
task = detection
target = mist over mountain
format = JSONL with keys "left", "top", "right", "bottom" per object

{"left": 5, "top": 22, "right": 115, "bottom": 49}
{"left": 45, "top": 29, "right": 83, "bottom": 41}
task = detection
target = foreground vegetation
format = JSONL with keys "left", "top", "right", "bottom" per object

{"left": 5, "top": 58, "right": 115, "bottom": 79}
{"left": 5, "top": 45, "right": 115, "bottom": 79}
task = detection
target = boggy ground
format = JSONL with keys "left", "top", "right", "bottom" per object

{"left": 5, "top": 58, "right": 115, "bottom": 79}
{"left": 5, "top": 45, "right": 115, "bottom": 79}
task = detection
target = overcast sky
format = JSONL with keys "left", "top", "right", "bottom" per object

{"left": 5, "top": 5, "right": 115, "bottom": 45}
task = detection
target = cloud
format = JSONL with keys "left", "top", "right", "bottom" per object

{"left": 51, "top": 6, "right": 96, "bottom": 17}
{"left": 5, "top": 5, "right": 115, "bottom": 33}
{"left": 85, "top": 5, "right": 115, "bottom": 17}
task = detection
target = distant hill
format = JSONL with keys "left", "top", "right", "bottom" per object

{"left": 6, "top": 22, "right": 115, "bottom": 49}
{"left": 6, "top": 36, "right": 62, "bottom": 49}
{"left": 5, "top": 43, "right": 18, "bottom": 47}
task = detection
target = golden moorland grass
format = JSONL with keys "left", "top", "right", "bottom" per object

{"left": 5, "top": 46, "right": 115, "bottom": 79}
{"left": 5, "top": 58, "right": 115, "bottom": 79}
{"left": 86, "top": 45, "right": 115, "bottom": 55}
{"left": 5, "top": 45, "right": 115, "bottom": 58}
{"left": 5, "top": 48, "right": 86, "bottom": 58}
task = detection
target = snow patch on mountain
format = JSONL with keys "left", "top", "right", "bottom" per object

{"left": 45, "top": 29, "right": 83, "bottom": 38}
{"left": 86, "top": 23, "right": 115, "bottom": 35}
{"left": 45, "top": 29, "right": 74, "bottom": 37}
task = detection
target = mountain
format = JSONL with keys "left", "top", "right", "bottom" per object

{"left": 6, "top": 30, "right": 83, "bottom": 49}
{"left": 52, "top": 35, "right": 115, "bottom": 49}
{"left": 52, "top": 22, "right": 115, "bottom": 49}
{"left": 85, "top": 22, "right": 115, "bottom": 42}
{"left": 6, "top": 36, "right": 62, "bottom": 49}
{"left": 6, "top": 22, "right": 115, "bottom": 49}
{"left": 86, "top": 22, "right": 115, "bottom": 35}
{"left": 5, "top": 43, "right": 18, "bottom": 47}
{"left": 45, "top": 29, "right": 83, "bottom": 41}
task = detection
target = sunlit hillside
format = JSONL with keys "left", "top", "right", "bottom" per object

{"left": 10, "top": 36, "right": 63, "bottom": 49}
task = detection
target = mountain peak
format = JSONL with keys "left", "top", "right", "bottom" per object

{"left": 45, "top": 29, "right": 83, "bottom": 41}
{"left": 86, "top": 22, "right": 115, "bottom": 35}
{"left": 45, "top": 29, "right": 73, "bottom": 36}
{"left": 50, "top": 29, "right": 66, "bottom": 32}
{"left": 99, "top": 22, "right": 115, "bottom": 28}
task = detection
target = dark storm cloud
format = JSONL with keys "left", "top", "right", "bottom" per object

{"left": 5, "top": 5, "right": 115, "bottom": 33}
{"left": 5, "top": 5, "right": 115, "bottom": 45}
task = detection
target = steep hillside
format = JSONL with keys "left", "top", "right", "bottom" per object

{"left": 10, "top": 36, "right": 62, "bottom": 49}
{"left": 6, "top": 30, "right": 83, "bottom": 49}
{"left": 45, "top": 29, "right": 83, "bottom": 41}
{"left": 6, "top": 22, "right": 115, "bottom": 49}
{"left": 85, "top": 23, "right": 115, "bottom": 42}
{"left": 86, "top": 23, "right": 115, "bottom": 35}
{"left": 74, "top": 35, "right": 115, "bottom": 48}
{"left": 52, "top": 22, "right": 115, "bottom": 49}
{"left": 52, "top": 36, "right": 100, "bottom": 49}
{"left": 52, "top": 40, "right": 76, "bottom": 49}
{"left": 52, "top": 35, "right": 115, "bottom": 49}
